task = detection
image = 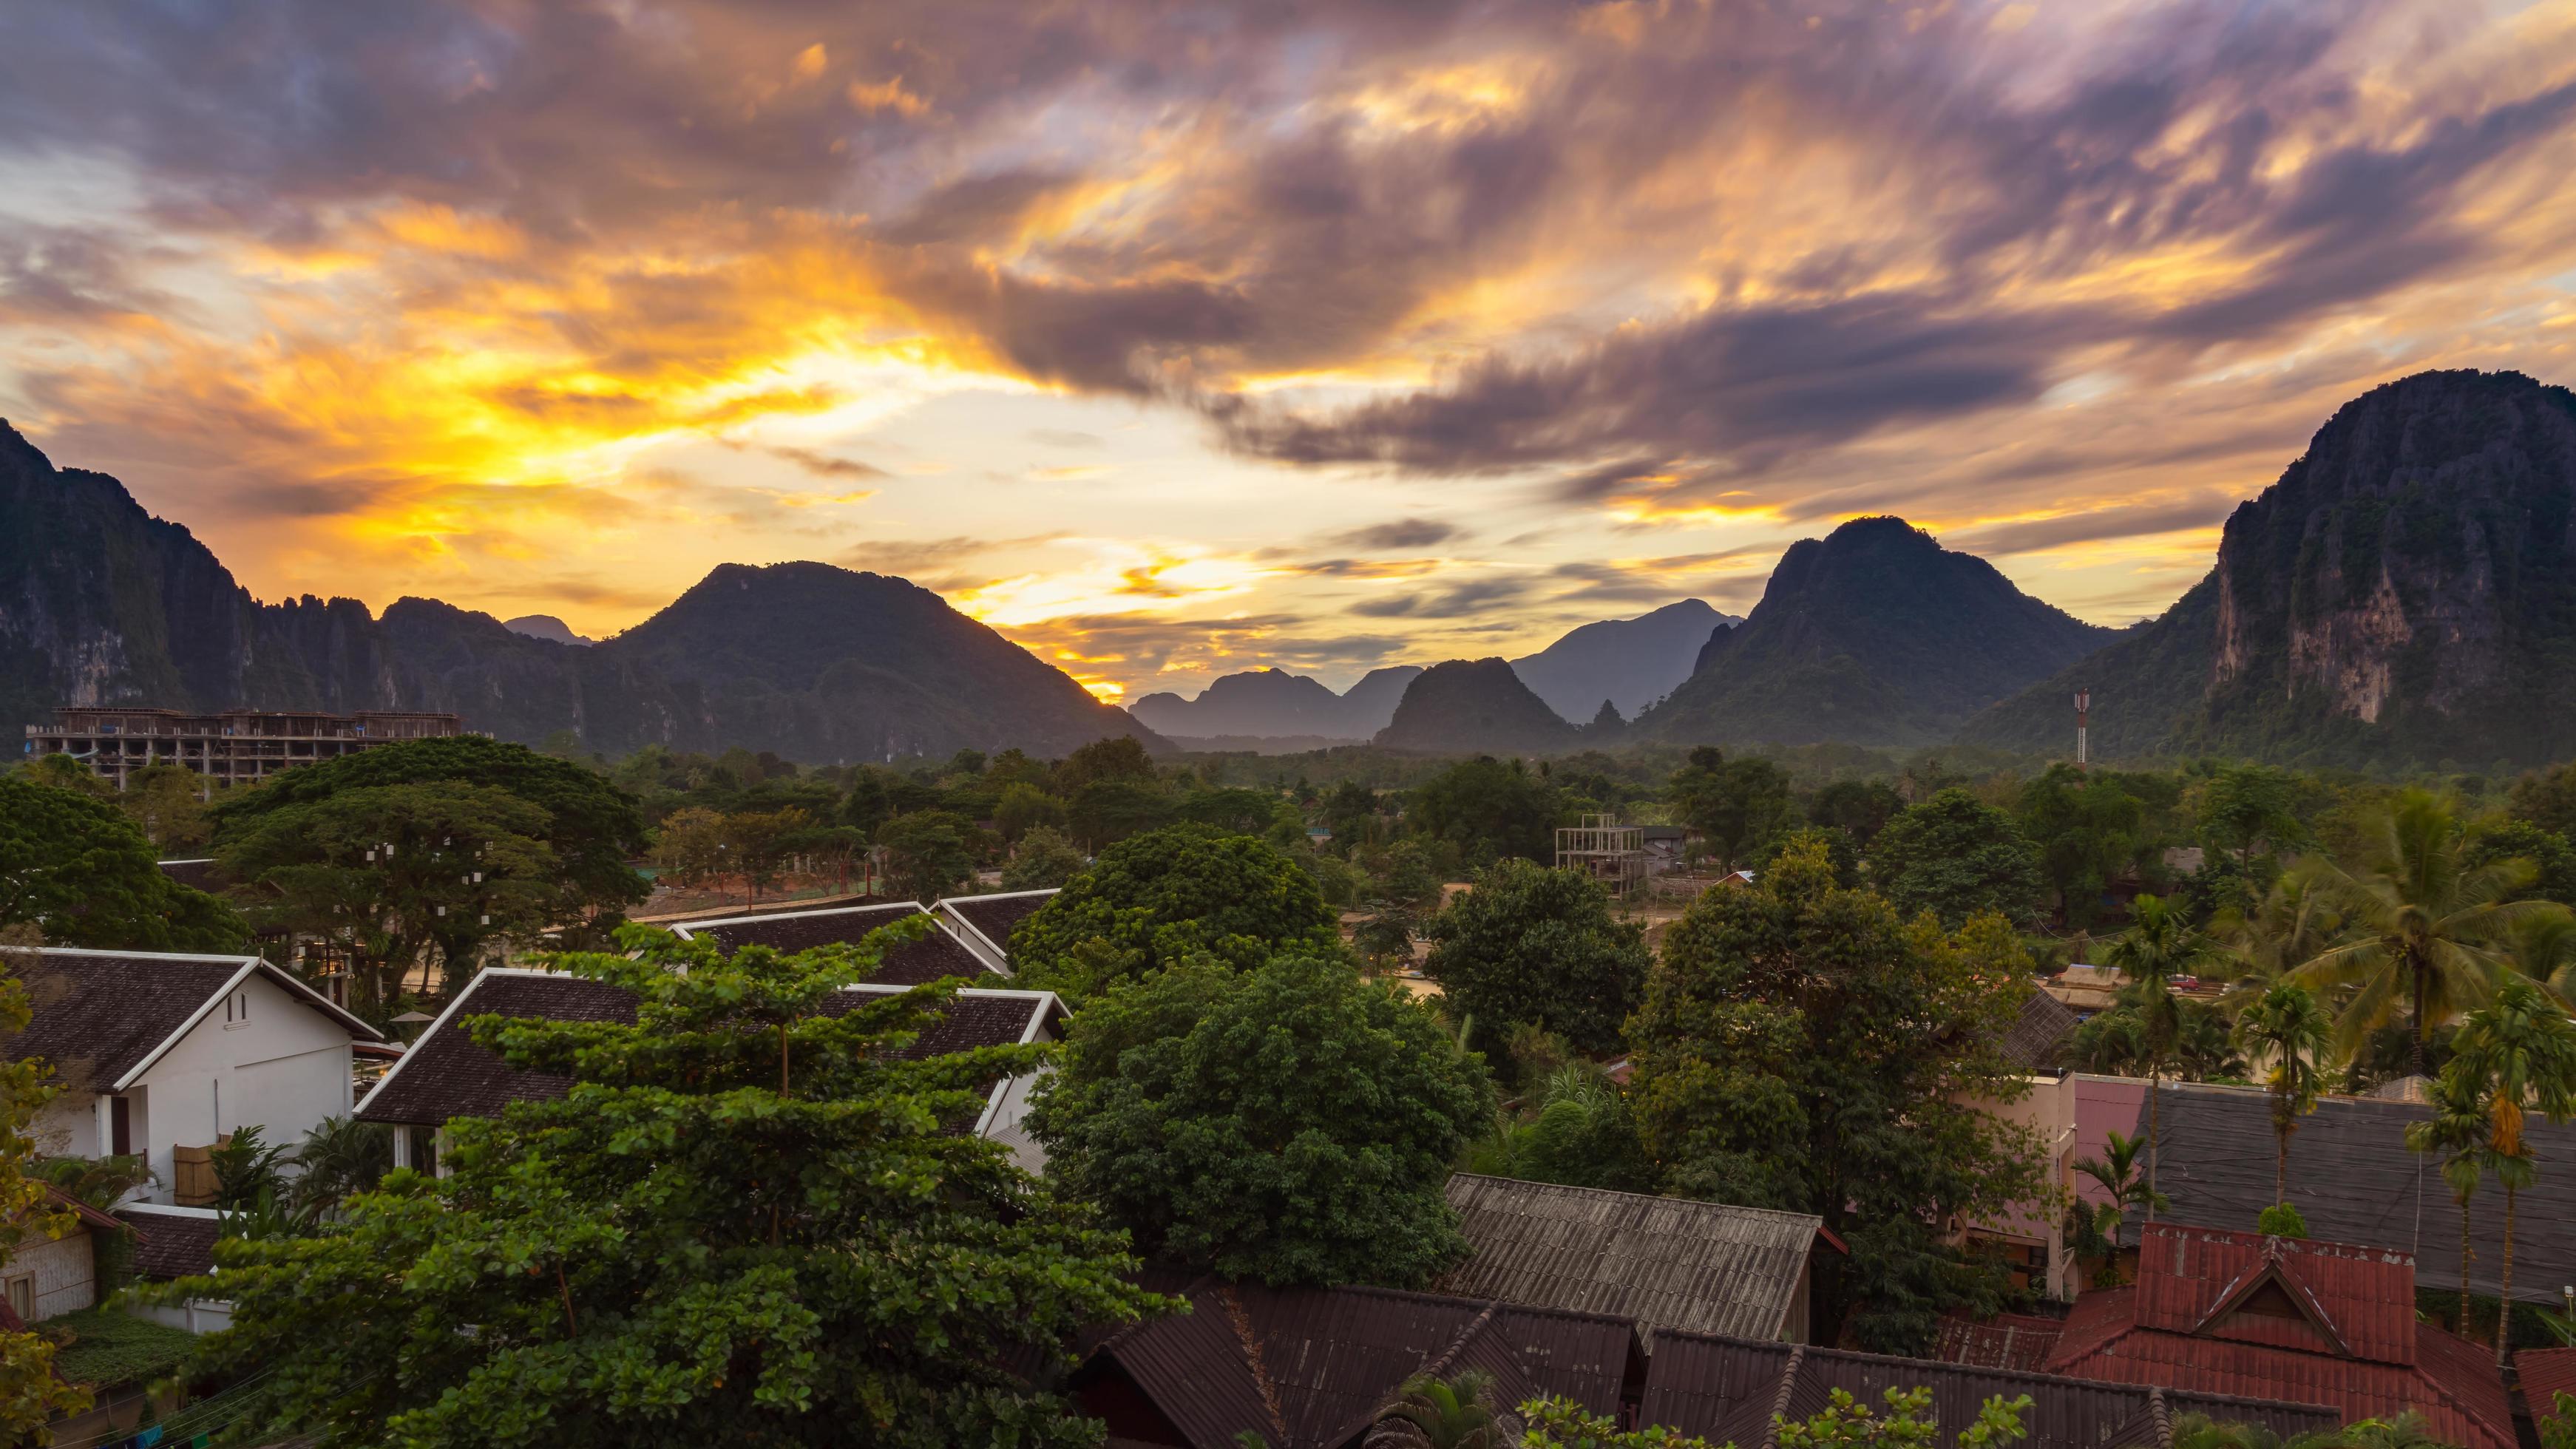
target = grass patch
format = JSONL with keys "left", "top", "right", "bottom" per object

{"left": 41, "top": 1307, "right": 196, "bottom": 1391}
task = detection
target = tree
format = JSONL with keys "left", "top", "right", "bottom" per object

{"left": 1054, "top": 736, "right": 1157, "bottom": 792}
{"left": 1627, "top": 839, "right": 2050, "bottom": 1352}
{"left": 724, "top": 806, "right": 813, "bottom": 901}
{"left": 1864, "top": 788, "right": 2044, "bottom": 929}
{"left": 1065, "top": 777, "right": 1176, "bottom": 849}
{"left": 1667, "top": 747, "right": 1797, "bottom": 871}
{"left": 1405, "top": 758, "right": 1564, "bottom": 865}
{"left": 1466, "top": 1064, "right": 1654, "bottom": 1194}
{"left": 0, "top": 775, "right": 248, "bottom": 953}
{"left": 2291, "top": 789, "right": 2568, "bottom": 1074}
{"left": 217, "top": 781, "right": 560, "bottom": 1009}
{"left": 2102, "top": 895, "right": 2223, "bottom": 1214}
{"left": 1027, "top": 953, "right": 1495, "bottom": 1288}
{"left": 875, "top": 810, "right": 980, "bottom": 903}
{"left": 1000, "top": 826, "right": 1087, "bottom": 891}
{"left": 2018, "top": 764, "right": 2148, "bottom": 928}
{"left": 210, "top": 735, "right": 650, "bottom": 924}
{"left": 1809, "top": 779, "right": 1905, "bottom": 848}
{"left": 2072, "top": 1129, "right": 2166, "bottom": 1275}
{"left": 2511, "top": 762, "right": 2576, "bottom": 838}
{"left": 1422, "top": 860, "right": 1647, "bottom": 1057}
{"left": 1011, "top": 825, "right": 1340, "bottom": 1000}
{"left": 2404, "top": 1070, "right": 2492, "bottom": 1344}
{"left": 651, "top": 807, "right": 731, "bottom": 888}
{"left": 2464, "top": 819, "right": 2576, "bottom": 906}
{"left": 2234, "top": 983, "right": 2332, "bottom": 1206}
{"left": 154, "top": 928, "right": 1164, "bottom": 1447}
{"left": 2214, "top": 867, "right": 2348, "bottom": 996}
{"left": 1519, "top": 1384, "right": 2030, "bottom": 1449}
{"left": 1370, "top": 1368, "right": 1510, "bottom": 1449}
{"left": 994, "top": 783, "right": 1068, "bottom": 844}
{"left": 0, "top": 941, "right": 95, "bottom": 1439}
{"left": 2197, "top": 763, "right": 2309, "bottom": 874}
{"left": 118, "top": 762, "right": 218, "bottom": 852}
{"left": 1353, "top": 910, "right": 1419, "bottom": 975}
{"left": 2440, "top": 975, "right": 2576, "bottom": 1366}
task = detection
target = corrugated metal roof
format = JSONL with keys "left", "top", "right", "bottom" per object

{"left": 1644, "top": 1329, "right": 2338, "bottom": 1449}
{"left": 1998, "top": 989, "right": 2079, "bottom": 1073}
{"left": 2129, "top": 1223, "right": 2416, "bottom": 1365}
{"left": 2521, "top": 1346, "right": 2576, "bottom": 1425}
{"left": 1434, "top": 1174, "right": 1820, "bottom": 1340}
{"left": 1933, "top": 1311, "right": 2067, "bottom": 1373}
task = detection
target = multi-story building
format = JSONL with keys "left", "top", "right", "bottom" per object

{"left": 24, "top": 706, "right": 463, "bottom": 789}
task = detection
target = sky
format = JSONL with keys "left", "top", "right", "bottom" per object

{"left": 3, "top": 1, "right": 2575, "bottom": 703}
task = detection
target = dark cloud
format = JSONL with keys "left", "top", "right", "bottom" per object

{"left": 1326, "top": 518, "right": 1464, "bottom": 549}
{"left": 1350, "top": 577, "right": 1535, "bottom": 619}
{"left": 1941, "top": 498, "right": 2238, "bottom": 557}
{"left": 835, "top": 532, "right": 1068, "bottom": 577}
{"left": 759, "top": 444, "right": 888, "bottom": 481}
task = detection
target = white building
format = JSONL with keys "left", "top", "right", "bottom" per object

{"left": 6, "top": 948, "right": 384, "bottom": 1204}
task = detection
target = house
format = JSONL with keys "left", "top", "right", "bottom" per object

{"left": 353, "top": 967, "right": 1066, "bottom": 1170}
{"left": 932, "top": 888, "right": 1059, "bottom": 975}
{"left": 1, "top": 948, "right": 383, "bottom": 1203}
{"left": 670, "top": 902, "right": 998, "bottom": 984}
{"left": 114, "top": 1202, "right": 232, "bottom": 1332}
{"left": 2120, "top": 1080, "right": 2576, "bottom": 1307}
{"left": 2043, "top": 1222, "right": 2515, "bottom": 1449}
{"left": 1949, "top": 991, "right": 2085, "bottom": 1300}
{"left": 1071, "top": 1275, "right": 1639, "bottom": 1448}
{"left": 1435, "top": 1174, "right": 1835, "bottom": 1343}
{"left": 2521, "top": 1348, "right": 2576, "bottom": 1430}
{"left": 1641, "top": 1328, "right": 2337, "bottom": 1449}
{"left": 0, "top": 1185, "right": 126, "bottom": 1323}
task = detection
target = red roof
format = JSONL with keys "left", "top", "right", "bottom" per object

{"left": 2047, "top": 1224, "right": 2514, "bottom": 1449}
{"left": 2523, "top": 1347, "right": 2576, "bottom": 1425}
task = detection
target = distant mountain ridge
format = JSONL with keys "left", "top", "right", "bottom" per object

{"left": 1375, "top": 657, "right": 1582, "bottom": 754}
{"left": 1128, "top": 665, "right": 1423, "bottom": 742}
{"left": 0, "top": 422, "right": 1162, "bottom": 762}
{"left": 1508, "top": 599, "right": 1738, "bottom": 722}
{"left": 1962, "top": 370, "right": 2576, "bottom": 768}
{"left": 1636, "top": 516, "right": 2115, "bottom": 747}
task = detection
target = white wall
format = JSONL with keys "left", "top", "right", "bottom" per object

{"left": 0, "top": 1229, "right": 95, "bottom": 1322}
{"left": 129, "top": 971, "right": 357, "bottom": 1202}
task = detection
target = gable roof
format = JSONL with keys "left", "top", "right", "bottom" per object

{"left": 1078, "top": 1276, "right": 1636, "bottom": 1449}
{"left": 2131, "top": 1081, "right": 2576, "bottom": 1305}
{"left": 1644, "top": 1329, "right": 2336, "bottom": 1449}
{"left": 1435, "top": 1174, "right": 1823, "bottom": 1341}
{"left": 118, "top": 1204, "right": 223, "bottom": 1280}
{"left": 353, "top": 968, "right": 1060, "bottom": 1129}
{"left": 0, "top": 948, "right": 381, "bottom": 1092}
{"left": 671, "top": 903, "right": 999, "bottom": 985}
{"left": 1996, "top": 988, "right": 2078, "bottom": 1073}
{"left": 2521, "top": 1347, "right": 2576, "bottom": 1425}
{"left": 2044, "top": 1224, "right": 2512, "bottom": 1449}
{"left": 933, "top": 889, "right": 1057, "bottom": 971}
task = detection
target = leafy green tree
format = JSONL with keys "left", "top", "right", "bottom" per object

{"left": 2256, "top": 1202, "right": 2311, "bottom": 1239}
{"left": 1353, "top": 909, "right": 1419, "bottom": 974}
{"left": 875, "top": 809, "right": 981, "bottom": 903}
{"left": 1406, "top": 757, "right": 1564, "bottom": 864}
{"left": 1808, "top": 778, "right": 1905, "bottom": 847}
{"left": 117, "top": 761, "right": 218, "bottom": 852}
{"left": 1176, "top": 787, "right": 1285, "bottom": 836}
{"left": 2103, "top": 895, "right": 2223, "bottom": 1212}
{"left": 1422, "top": 860, "right": 1647, "bottom": 1057}
{"left": 1054, "top": 735, "right": 1157, "bottom": 792}
{"left": 2511, "top": 762, "right": 2576, "bottom": 839}
{"left": 2464, "top": 818, "right": 2576, "bottom": 905}
{"left": 1321, "top": 781, "right": 1386, "bottom": 851}
{"left": 291, "top": 1116, "right": 393, "bottom": 1221}
{"left": 2018, "top": 764, "right": 2148, "bottom": 928}
{"left": 993, "top": 782, "right": 1068, "bottom": 843}
{"left": 2213, "top": 868, "right": 2347, "bottom": 997}
{"left": 1368, "top": 839, "right": 1449, "bottom": 911}
{"left": 217, "top": 781, "right": 560, "bottom": 1008}
{"left": 1520, "top": 1384, "right": 2030, "bottom": 1449}
{"left": 2291, "top": 789, "right": 2567, "bottom": 1074}
{"left": 1627, "top": 839, "right": 2050, "bottom": 1352}
{"left": 155, "top": 928, "right": 1163, "bottom": 1448}
{"left": 651, "top": 806, "right": 730, "bottom": 888}
{"left": 1012, "top": 825, "right": 1339, "bottom": 1000}
{"left": 0, "top": 776, "right": 248, "bottom": 953}
{"left": 1467, "top": 1064, "right": 1654, "bottom": 1194}
{"left": 2405, "top": 1068, "right": 2493, "bottom": 1343}
{"left": 211, "top": 735, "right": 649, "bottom": 923}
{"left": 1000, "top": 825, "right": 1087, "bottom": 891}
{"left": 1755, "top": 825, "right": 1861, "bottom": 889}
{"left": 2440, "top": 975, "right": 2576, "bottom": 1366}
{"left": 2235, "top": 983, "right": 2333, "bottom": 1206}
{"left": 1028, "top": 953, "right": 1494, "bottom": 1288}
{"left": 1864, "top": 787, "right": 2044, "bottom": 929}
{"left": 2197, "top": 763, "right": 2310, "bottom": 874}
{"left": 1066, "top": 777, "right": 1176, "bottom": 849}
{"left": 1667, "top": 747, "right": 1798, "bottom": 871}
{"left": 723, "top": 806, "right": 815, "bottom": 902}
{"left": 0, "top": 941, "right": 95, "bottom": 1439}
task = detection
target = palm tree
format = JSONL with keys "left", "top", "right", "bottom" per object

{"left": 2405, "top": 1070, "right": 2491, "bottom": 1343}
{"left": 2292, "top": 790, "right": 2563, "bottom": 1076}
{"left": 2502, "top": 912, "right": 2576, "bottom": 1008}
{"left": 1367, "top": 1368, "right": 1511, "bottom": 1449}
{"left": 2215, "top": 866, "right": 2348, "bottom": 1008}
{"left": 2073, "top": 1127, "right": 2169, "bottom": 1277}
{"left": 2067, "top": 1008, "right": 2147, "bottom": 1076}
{"left": 2102, "top": 894, "right": 2223, "bottom": 1212}
{"left": 2441, "top": 975, "right": 2576, "bottom": 1368}
{"left": 2234, "top": 982, "right": 2333, "bottom": 1206}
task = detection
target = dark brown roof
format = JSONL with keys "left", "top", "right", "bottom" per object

{"left": 2136, "top": 1081, "right": 2576, "bottom": 1305}
{"left": 677, "top": 904, "right": 1000, "bottom": 985}
{"left": 1643, "top": 1330, "right": 2337, "bottom": 1449}
{"left": 1932, "top": 1311, "right": 2066, "bottom": 1373}
{"left": 0, "top": 949, "right": 379, "bottom": 1093}
{"left": 1436, "top": 1174, "right": 1820, "bottom": 1340}
{"left": 1997, "top": 988, "right": 2078, "bottom": 1073}
{"left": 118, "top": 1207, "right": 222, "bottom": 1280}
{"left": 356, "top": 971, "right": 1058, "bottom": 1127}
{"left": 155, "top": 858, "right": 228, "bottom": 893}
{"left": 938, "top": 890, "right": 1055, "bottom": 963}
{"left": 1079, "top": 1277, "right": 1636, "bottom": 1449}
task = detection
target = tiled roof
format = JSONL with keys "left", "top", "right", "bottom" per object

{"left": 2044, "top": 1224, "right": 2514, "bottom": 1449}
{"left": 0, "top": 948, "right": 379, "bottom": 1093}
{"left": 1997, "top": 988, "right": 2078, "bottom": 1073}
{"left": 1434, "top": 1174, "right": 1821, "bottom": 1340}
{"left": 2521, "top": 1347, "right": 2576, "bottom": 1425}
{"left": 2134, "top": 1082, "right": 2576, "bottom": 1305}
{"left": 936, "top": 889, "right": 1056, "bottom": 966}
{"left": 118, "top": 1206, "right": 222, "bottom": 1280}
{"left": 356, "top": 970, "right": 1058, "bottom": 1127}
{"left": 674, "top": 903, "right": 1000, "bottom": 985}
{"left": 1644, "top": 1330, "right": 2336, "bottom": 1449}
{"left": 1078, "top": 1277, "right": 1636, "bottom": 1449}
{"left": 155, "top": 858, "right": 228, "bottom": 893}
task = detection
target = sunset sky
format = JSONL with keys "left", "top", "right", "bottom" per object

{"left": 4, "top": 1, "right": 2575, "bottom": 702}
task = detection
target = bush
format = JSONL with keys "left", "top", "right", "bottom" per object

{"left": 43, "top": 1308, "right": 196, "bottom": 1391}
{"left": 2256, "top": 1202, "right": 2310, "bottom": 1238}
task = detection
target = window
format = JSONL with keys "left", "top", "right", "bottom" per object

{"left": 109, "top": 1096, "right": 130, "bottom": 1157}
{"left": 4, "top": 1277, "right": 30, "bottom": 1322}
{"left": 223, "top": 991, "right": 250, "bottom": 1028}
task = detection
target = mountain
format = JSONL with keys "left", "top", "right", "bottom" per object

{"left": 1961, "top": 370, "right": 2576, "bottom": 769}
{"left": 0, "top": 421, "right": 1163, "bottom": 762}
{"left": 1375, "top": 657, "right": 1583, "bottom": 754}
{"left": 1509, "top": 600, "right": 1738, "bottom": 722}
{"left": 1128, "top": 663, "right": 1425, "bottom": 742}
{"left": 503, "top": 614, "right": 592, "bottom": 646}
{"left": 1633, "top": 516, "right": 2116, "bottom": 747}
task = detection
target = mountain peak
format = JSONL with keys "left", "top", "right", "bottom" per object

{"left": 1376, "top": 657, "right": 1581, "bottom": 754}
{"left": 1509, "top": 598, "right": 1738, "bottom": 721}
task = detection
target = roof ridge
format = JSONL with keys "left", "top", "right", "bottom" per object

{"left": 1447, "top": 1172, "right": 1826, "bottom": 1222}
{"left": 1759, "top": 1344, "right": 1806, "bottom": 1449}
{"left": 1415, "top": 1302, "right": 1499, "bottom": 1384}
{"left": 1213, "top": 1284, "right": 1289, "bottom": 1447}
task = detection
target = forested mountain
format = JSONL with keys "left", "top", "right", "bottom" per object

{"left": 0, "top": 423, "right": 1161, "bottom": 761}
{"left": 1962, "top": 370, "right": 2576, "bottom": 769}
{"left": 1127, "top": 664, "right": 1423, "bottom": 742}
{"left": 1508, "top": 599, "right": 1738, "bottom": 722}
{"left": 1634, "top": 516, "right": 2115, "bottom": 747}
{"left": 1375, "top": 657, "right": 1582, "bottom": 754}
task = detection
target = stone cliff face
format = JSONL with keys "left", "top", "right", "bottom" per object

{"left": 0, "top": 422, "right": 1163, "bottom": 762}
{"left": 1963, "top": 369, "right": 2576, "bottom": 767}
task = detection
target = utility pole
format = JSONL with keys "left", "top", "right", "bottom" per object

{"left": 2075, "top": 689, "right": 2090, "bottom": 769}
